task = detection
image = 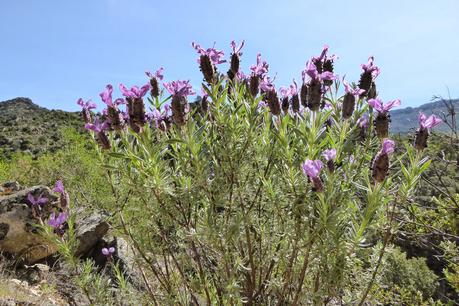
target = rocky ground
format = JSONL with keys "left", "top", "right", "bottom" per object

{"left": 0, "top": 181, "right": 141, "bottom": 305}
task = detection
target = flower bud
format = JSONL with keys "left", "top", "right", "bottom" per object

{"left": 107, "top": 106, "right": 123, "bottom": 130}
{"left": 358, "top": 71, "right": 372, "bottom": 97}
{"left": 374, "top": 113, "right": 390, "bottom": 139}
{"left": 300, "top": 83, "right": 308, "bottom": 107}
{"left": 414, "top": 127, "right": 429, "bottom": 151}
{"left": 291, "top": 94, "right": 300, "bottom": 113}
{"left": 82, "top": 109, "right": 92, "bottom": 124}
{"left": 266, "top": 90, "right": 281, "bottom": 116}
{"left": 342, "top": 93, "right": 356, "bottom": 119}
{"left": 372, "top": 153, "right": 388, "bottom": 182}
{"left": 312, "top": 177, "right": 324, "bottom": 192}
{"left": 371, "top": 139, "right": 395, "bottom": 183}
{"left": 150, "top": 77, "right": 160, "bottom": 98}
{"left": 171, "top": 95, "right": 189, "bottom": 126}
{"left": 281, "top": 97, "right": 289, "bottom": 113}
{"left": 322, "top": 59, "right": 334, "bottom": 87}
{"left": 367, "top": 82, "right": 377, "bottom": 100}
{"left": 132, "top": 98, "right": 146, "bottom": 127}
{"left": 200, "top": 54, "right": 216, "bottom": 84}
{"left": 97, "top": 131, "right": 111, "bottom": 150}
{"left": 249, "top": 75, "right": 259, "bottom": 97}
{"left": 307, "top": 79, "right": 322, "bottom": 111}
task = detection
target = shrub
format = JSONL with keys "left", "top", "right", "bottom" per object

{"left": 65, "top": 42, "right": 438, "bottom": 305}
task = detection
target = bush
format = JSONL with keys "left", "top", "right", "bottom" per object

{"left": 62, "top": 42, "right": 439, "bottom": 305}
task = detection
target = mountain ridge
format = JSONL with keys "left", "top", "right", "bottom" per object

{"left": 1, "top": 97, "right": 457, "bottom": 157}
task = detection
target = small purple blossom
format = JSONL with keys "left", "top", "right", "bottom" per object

{"left": 279, "top": 86, "right": 290, "bottom": 99}
{"left": 322, "top": 149, "right": 337, "bottom": 162}
{"left": 53, "top": 180, "right": 65, "bottom": 194}
{"left": 289, "top": 80, "right": 298, "bottom": 95}
{"left": 48, "top": 212, "right": 67, "bottom": 229}
{"left": 368, "top": 98, "right": 401, "bottom": 114}
{"left": 361, "top": 56, "right": 381, "bottom": 78}
{"left": 357, "top": 115, "right": 369, "bottom": 128}
{"left": 146, "top": 67, "right": 164, "bottom": 80}
{"left": 85, "top": 117, "right": 110, "bottom": 133}
{"left": 302, "top": 60, "right": 336, "bottom": 82}
{"left": 99, "top": 85, "right": 114, "bottom": 107}
{"left": 380, "top": 138, "right": 395, "bottom": 155}
{"left": 119, "top": 83, "right": 151, "bottom": 99}
{"left": 259, "top": 76, "right": 275, "bottom": 92}
{"left": 418, "top": 112, "right": 442, "bottom": 130}
{"left": 191, "top": 42, "right": 226, "bottom": 65}
{"left": 102, "top": 247, "right": 116, "bottom": 257}
{"left": 301, "top": 159, "right": 323, "bottom": 179}
{"left": 237, "top": 70, "right": 247, "bottom": 81}
{"left": 230, "top": 40, "right": 245, "bottom": 56}
{"left": 77, "top": 98, "right": 96, "bottom": 111}
{"left": 163, "top": 80, "right": 196, "bottom": 97}
{"left": 343, "top": 80, "right": 365, "bottom": 96}
{"left": 27, "top": 193, "right": 48, "bottom": 206}
{"left": 250, "top": 53, "right": 269, "bottom": 77}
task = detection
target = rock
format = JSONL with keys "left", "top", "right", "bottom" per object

{"left": 0, "top": 181, "right": 22, "bottom": 196}
{"left": 114, "top": 237, "right": 145, "bottom": 290}
{"left": 0, "top": 185, "right": 58, "bottom": 264}
{"left": 74, "top": 209, "right": 109, "bottom": 258}
{"left": 0, "top": 278, "right": 64, "bottom": 305}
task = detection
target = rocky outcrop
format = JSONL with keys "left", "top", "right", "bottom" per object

{"left": 0, "top": 182, "right": 109, "bottom": 264}
{"left": 0, "top": 183, "right": 59, "bottom": 263}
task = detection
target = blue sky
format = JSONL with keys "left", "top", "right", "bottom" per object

{"left": 0, "top": 0, "right": 458, "bottom": 111}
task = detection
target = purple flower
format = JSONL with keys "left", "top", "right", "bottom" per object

{"left": 343, "top": 80, "right": 365, "bottom": 96}
{"left": 236, "top": 70, "right": 247, "bottom": 81}
{"left": 191, "top": 42, "right": 226, "bottom": 65}
{"left": 77, "top": 98, "right": 96, "bottom": 111}
{"left": 146, "top": 67, "right": 164, "bottom": 80}
{"left": 357, "top": 115, "right": 369, "bottom": 128}
{"left": 48, "top": 212, "right": 67, "bottom": 229}
{"left": 259, "top": 76, "right": 275, "bottom": 92}
{"left": 85, "top": 117, "right": 110, "bottom": 133}
{"left": 279, "top": 86, "right": 290, "bottom": 99}
{"left": 302, "top": 60, "right": 336, "bottom": 82}
{"left": 418, "top": 112, "right": 442, "bottom": 130}
{"left": 27, "top": 193, "right": 48, "bottom": 206}
{"left": 250, "top": 53, "right": 269, "bottom": 77}
{"left": 102, "top": 247, "right": 116, "bottom": 257}
{"left": 368, "top": 98, "right": 401, "bottom": 114}
{"left": 230, "top": 40, "right": 245, "bottom": 56}
{"left": 53, "top": 180, "right": 65, "bottom": 194}
{"left": 380, "top": 138, "right": 395, "bottom": 155}
{"left": 119, "top": 83, "right": 151, "bottom": 99}
{"left": 99, "top": 85, "right": 114, "bottom": 107}
{"left": 301, "top": 159, "right": 323, "bottom": 179}
{"left": 361, "top": 56, "right": 380, "bottom": 78}
{"left": 322, "top": 149, "right": 337, "bottom": 161}
{"left": 289, "top": 79, "right": 298, "bottom": 95}
{"left": 163, "top": 80, "right": 195, "bottom": 97}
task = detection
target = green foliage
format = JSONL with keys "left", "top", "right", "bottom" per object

{"left": 374, "top": 246, "right": 438, "bottom": 304}
{"left": 76, "top": 79, "right": 431, "bottom": 305}
{"left": 0, "top": 128, "right": 110, "bottom": 209}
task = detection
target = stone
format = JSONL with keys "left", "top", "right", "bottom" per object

{"left": 74, "top": 209, "right": 109, "bottom": 258}
{"left": 0, "top": 185, "right": 58, "bottom": 264}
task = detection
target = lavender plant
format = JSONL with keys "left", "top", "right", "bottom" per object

{"left": 75, "top": 42, "right": 437, "bottom": 305}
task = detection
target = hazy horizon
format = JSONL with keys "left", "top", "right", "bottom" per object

{"left": 1, "top": 0, "right": 458, "bottom": 111}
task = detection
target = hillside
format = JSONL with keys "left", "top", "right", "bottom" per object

{"left": 0, "top": 97, "right": 82, "bottom": 157}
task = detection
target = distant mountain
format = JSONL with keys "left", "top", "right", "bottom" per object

{"left": 0, "top": 97, "right": 82, "bottom": 157}
{"left": 390, "top": 99, "right": 458, "bottom": 133}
